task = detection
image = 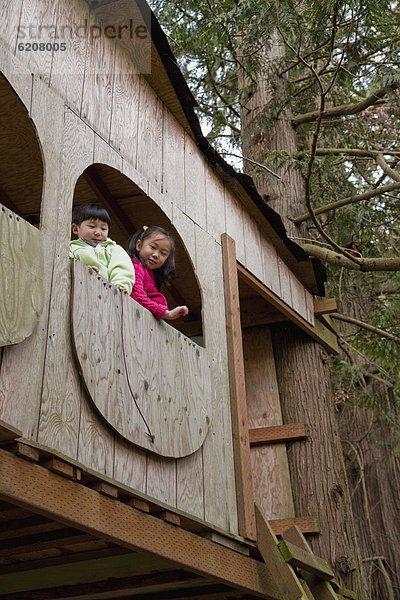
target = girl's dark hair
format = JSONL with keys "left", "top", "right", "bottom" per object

{"left": 127, "top": 226, "right": 176, "bottom": 289}
{"left": 72, "top": 203, "right": 111, "bottom": 227}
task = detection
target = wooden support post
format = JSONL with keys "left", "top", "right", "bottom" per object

{"left": 249, "top": 424, "right": 308, "bottom": 446}
{"left": 254, "top": 504, "right": 308, "bottom": 599}
{"left": 313, "top": 299, "right": 338, "bottom": 315}
{"left": 269, "top": 516, "right": 319, "bottom": 536}
{"left": 221, "top": 233, "right": 256, "bottom": 540}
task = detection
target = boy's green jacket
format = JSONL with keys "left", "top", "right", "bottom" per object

{"left": 69, "top": 239, "right": 135, "bottom": 294}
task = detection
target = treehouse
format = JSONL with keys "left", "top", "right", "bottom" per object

{"left": 0, "top": 1, "right": 353, "bottom": 599}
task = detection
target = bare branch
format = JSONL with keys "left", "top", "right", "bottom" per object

{"left": 294, "top": 181, "right": 400, "bottom": 223}
{"left": 296, "top": 148, "right": 400, "bottom": 159}
{"left": 218, "top": 151, "right": 282, "bottom": 180}
{"left": 331, "top": 313, "right": 400, "bottom": 344}
{"left": 300, "top": 244, "right": 400, "bottom": 271}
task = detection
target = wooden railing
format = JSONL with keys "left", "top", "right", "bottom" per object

{"left": 71, "top": 260, "right": 212, "bottom": 458}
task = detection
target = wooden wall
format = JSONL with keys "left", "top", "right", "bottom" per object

{"left": 0, "top": 0, "right": 314, "bottom": 535}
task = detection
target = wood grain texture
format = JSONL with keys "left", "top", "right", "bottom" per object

{"left": 205, "top": 165, "right": 226, "bottom": 242}
{"left": 50, "top": 0, "right": 89, "bottom": 114}
{"left": 109, "top": 48, "right": 140, "bottom": 163}
{"left": 0, "top": 77, "right": 64, "bottom": 441}
{"left": 243, "top": 217, "right": 264, "bottom": 282}
{"left": 136, "top": 77, "right": 163, "bottom": 188}
{"left": 38, "top": 108, "right": 95, "bottom": 457}
{"left": 196, "top": 230, "right": 237, "bottom": 533}
{"left": 71, "top": 260, "right": 212, "bottom": 458}
{"left": 0, "top": 0, "right": 23, "bottom": 54}
{"left": 243, "top": 326, "right": 295, "bottom": 521}
{"left": 262, "top": 237, "right": 281, "bottom": 297}
{"left": 221, "top": 233, "right": 256, "bottom": 539}
{"left": 249, "top": 423, "right": 308, "bottom": 446}
{"left": 184, "top": 133, "right": 206, "bottom": 229}
{"left": 277, "top": 257, "right": 292, "bottom": 306}
{"left": 163, "top": 110, "right": 185, "bottom": 211}
{"left": 80, "top": 9, "right": 115, "bottom": 139}
{"left": 0, "top": 208, "right": 44, "bottom": 346}
{"left": 17, "top": 0, "right": 58, "bottom": 83}
{"left": 93, "top": 133, "right": 123, "bottom": 172}
{"left": 224, "top": 191, "right": 245, "bottom": 264}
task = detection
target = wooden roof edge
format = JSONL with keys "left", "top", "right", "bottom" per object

{"left": 135, "top": 1, "right": 326, "bottom": 296}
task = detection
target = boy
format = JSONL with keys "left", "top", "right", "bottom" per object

{"left": 69, "top": 203, "right": 135, "bottom": 294}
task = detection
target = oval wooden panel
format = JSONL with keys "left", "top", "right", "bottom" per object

{"left": 71, "top": 260, "right": 211, "bottom": 458}
{"left": 0, "top": 207, "right": 44, "bottom": 346}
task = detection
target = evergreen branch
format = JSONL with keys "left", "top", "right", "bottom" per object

{"left": 331, "top": 313, "right": 400, "bottom": 345}
{"left": 292, "top": 87, "right": 390, "bottom": 126}
{"left": 300, "top": 244, "right": 400, "bottom": 272}
{"left": 293, "top": 182, "right": 400, "bottom": 223}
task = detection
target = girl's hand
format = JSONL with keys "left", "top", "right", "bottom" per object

{"left": 163, "top": 306, "right": 189, "bottom": 320}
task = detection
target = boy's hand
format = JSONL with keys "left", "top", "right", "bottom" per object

{"left": 89, "top": 265, "right": 99, "bottom": 273}
{"left": 163, "top": 306, "right": 189, "bottom": 320}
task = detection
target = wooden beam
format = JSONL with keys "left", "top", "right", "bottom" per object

{"left": 237, "top": 264, "right": 339, "bottom": 354}
{"left": 269, "top": 517, "right": 319, "bottom": 536}
{"left": 0, "top": 448, "right": 284, "bottom": 600}
{"left": 83, "top": 166, "right": 135, "bottom": 237}
{"left": 249, "top": 424, "right": 308, "bottom": 447}
{"left": 278, "top": 539, "right": 334, "bottom": 580}
{"left": 0, "top": 420, "right": 22, "bottom": 443}
{"left": 254, "top": 504, "right": 308, "bottom": 599}
{"left": 221, "top": 233, "right": 256, "bottom": 541}
{"left": 313, "top": 298, "right": 338, "bottom": 315}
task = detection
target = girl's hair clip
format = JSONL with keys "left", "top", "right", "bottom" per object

{"left": 143, "top": 225, "right": 148, "bottom": 231}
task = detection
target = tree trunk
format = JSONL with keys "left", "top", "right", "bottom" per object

{"left": 237, "top": 30, "right": 367, "bottom": 597}
{"left": 271, "top": 323, "right": 366, "bottom": 593}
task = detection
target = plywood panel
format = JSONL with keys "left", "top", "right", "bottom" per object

{"left": 77, "top": 387, "right": 115, "bottom": 476}
{"left": 290, "top": 274, "right": 308, "bottom": 323}
{"left": 0, "top": 40, "right": 33, "bottom": 110}
{"left": 176, "top": 449, "right": 204, "bottom": 518}
{"left": 205, "top": 165, "right": 226, "bottom": 242}
{"left": 112, "top": 437, "right": 147, "bottom": 493}
{"left": 17, "top": 0, "right": 58, "bottom": 83}
{"left": 38, "top": 108, "right": 95, "bottom": 458}
{"left": 0, "top": 79, "right": 64, "bottom": 440}
{"left": 278, "top": 257, "right": 292, "bottom": 306}
{"left": 0, "top": 0, "right": 23, "bottom": 53}
{"left": 163, "top": 110, "right": 185, "bottom": 211}
{"left": 81, "top": 10, "right": 115, "bottom": 140}
{"left": 171, "top": 205, "right": 196, "bottom": 261}
{"left": 225, "top": 190, "right": 245, "bottom": 264}
{"left": 50, "top": 0, "right": 89, "bottom": 113}
{"left": 262, "top": 237, "right": 281, "bottom": 297}
{"left": 243, "top": 217, "right": 264, "bottom": 281}
{"left": 136, "top": 77, "right": 163, "bottom": 188}
{"left": 184, "top": 133, "right": 206, "bottom": 229}
{"left": 109, "top": 48, "right": 140, "bottom": 164}
{"left": 72, "top": 261, "right": 212, "bottom": 458}
{"left": 146, "top": 454, "right": 176, "bottom": 506}
{"left": 0, "top": 209, "right": 43, "bottom": 346}
{"left": 197, "top": 229, "right": 238, "bottom": 533}
{"left": 94, "top": 133, "right": 123, "bottom": 171}
{"left": 243, "top": 326, "right": 294, "bottom": 521}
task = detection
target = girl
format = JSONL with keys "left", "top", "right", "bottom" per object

{"left": 127, "top": 226, "right": 189, "bottom": 321}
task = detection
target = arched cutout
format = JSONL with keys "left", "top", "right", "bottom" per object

{"left": 0, "top": 72, "right": 44, "bottom": 227}
{"left": 72, "top": 163, "right": 204, "bottom": 340}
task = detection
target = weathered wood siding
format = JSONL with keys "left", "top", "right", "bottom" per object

{"left": 0, "top": 0, "right": 314, "bottom": 535}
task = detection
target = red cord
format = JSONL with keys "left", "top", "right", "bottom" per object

{"left": 120, "top": 289, "right": 155, "bottom": 443}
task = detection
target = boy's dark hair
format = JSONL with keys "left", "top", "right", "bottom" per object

{"left": 127, "top": 226, "right": 176, "bottom": 289}
{"left": 71, "top": 203, "right": 111, "bottom": 227}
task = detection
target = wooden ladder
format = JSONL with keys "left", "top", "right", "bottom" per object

{"left": 255, "top": 505, "right": 357, "bottom": 600}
